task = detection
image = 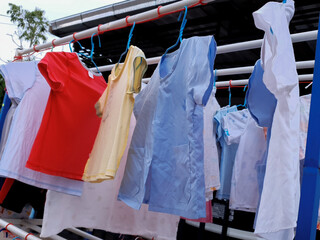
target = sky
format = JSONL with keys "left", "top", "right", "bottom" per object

{"left": 0, "top": 0, "right": 124, "bottom": 62}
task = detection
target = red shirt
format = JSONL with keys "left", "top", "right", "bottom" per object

{"left": 26, "top": 52, "right": 107, "bottom": 180}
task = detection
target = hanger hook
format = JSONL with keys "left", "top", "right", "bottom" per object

{"left": 179, "top": 7, "right": 188, "bottom": 43}
{"left": 117, "top": 22, "right": 136, "bottom": 67}
{"left": 213, "top": 69, "right": 217, "bottom": 87}
{"left": 90, "top": 33, "right": 102, "bottom": 74}
{"left": 69, "top": 40, "right": 74, "bottom": 53}
{"left": 163, "top": 6, "right": 188, "bottom": 56}
{"left": 228, "top": 85, "right": 231, "bottom": 107}
{"left": 90, "top": 33, "right": 101, "bottom": 58}
{"left": 127, "top": 22, "right": 136, "bottom": 50}
{"left": 69, "top": 40, "right": 86, "bottom": 53}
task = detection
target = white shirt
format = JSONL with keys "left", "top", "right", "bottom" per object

{"left": 253, "top": 0, "right": 300, "bottom": 239}
{"left": 203, "top": 87, "right": 221, "bottom": 200}
{"left": 0, "top": 62, "right": 83, "bottom": 196}
{"left": 299, "top": 94, "right": 311, "bottom": 160}
{"left": 222, "top": 109, "right": 266, "bottom": 212}
{"left": 40, "top": 113, "right": 179, "bottom": 240}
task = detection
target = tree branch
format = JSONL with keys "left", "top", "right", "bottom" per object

{"left": 6, "top": 33, "right": 22, "bottom": 49}
{"left": 0, "top": 57, "right": 8, "bottom": 64}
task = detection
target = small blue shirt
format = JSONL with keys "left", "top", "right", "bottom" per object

{"left": 214, "top": 105, "right": 238, "bottom": 200}
{"left": 119, "top": 36, "right": 216, "bottom": 219}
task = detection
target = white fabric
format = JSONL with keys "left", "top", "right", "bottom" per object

{"left": 253, "top": 0, "right": 300, "bottom": 239}
{"left": 222, "top": 109, "right": 266, "bottom": 212}
{"left": 0, "top": 62, "right": 83, "bottom": 196}
{"left": 41, "top": 113, "right": 179, "bottom": 240}
{"left": 203, "top": 87, "right": 220, "bottom": 200}
{"left": 299, "top": 94, "right": 311, "bottom": 160}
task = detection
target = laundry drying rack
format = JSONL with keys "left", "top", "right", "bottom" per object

{"left": 2, "top": 0, "right": 319, "bottom": 239}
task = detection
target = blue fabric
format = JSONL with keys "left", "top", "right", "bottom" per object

{"left": 245, "top": 59, "right": 277, "bottom": 228}
{"left": 245, "top": 60, "right": 277, "bottom": 128}
{"left": 214, "top": 106, "right": 238, "bottom": 200}
{"left": 245, "top": 59, "right": 277, "bottom": 192}
{"left": 0, "top": 93, "right": 11, "bottom": 138}
{"left": 0, "top": 93, "right": 11, "bottom": 190}
{"left": 119, "top": 36, "right": 216, "bottom": 219}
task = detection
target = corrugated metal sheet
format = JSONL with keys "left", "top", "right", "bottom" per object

{"left": 50, "top": 0, "right": 178, "bottom": 36}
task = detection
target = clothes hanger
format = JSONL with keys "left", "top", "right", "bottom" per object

{"left": 68, "top": 33, "right": 102, "bottom": 74}
{"left": 68, "top": 40, "right": 88, "bottom": 58}
{"left": 228, "top": 84, "right": 232, "bottom": 107}
{"left": 162, "top": 6, "right": 188, "bottom": 58}
{"left": 115, "top": 22, "right": 136, "bottom": 71}
{"left": 213, "top": 69, "right": 217, "bottom": 88}
{"left": 237, "top": 85, "right": 248, "bottom": 108}
{"left": 89, "top": 33, "right": 102, "bottom": 74}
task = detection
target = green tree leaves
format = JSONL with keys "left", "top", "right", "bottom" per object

{"left": 7, "top": 3, "right": 49, "bottom": 48}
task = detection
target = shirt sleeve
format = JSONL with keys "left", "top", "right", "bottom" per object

{"left": 38, "top": 52, "right": 67, "bottom": 92}
{"left": 130, "top": 55, "right": 147, "bottom": 94}
{"left": 190, "top": 36, "right": 217, "bottom": 106}
{"left": 0, "top": 61, "right": 37, "bottom": 102}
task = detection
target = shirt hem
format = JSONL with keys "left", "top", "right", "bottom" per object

{"left": 117, "top": 193, "right": 142, "bottom": 210}
{"left": 25, "top": 162, "right": 83, "bottom": 181}
{"left": 149, "top": 204, "right": 206, "bottom": 220}
{"left": 0, "top": 169, "right": 82, "bottom": 196}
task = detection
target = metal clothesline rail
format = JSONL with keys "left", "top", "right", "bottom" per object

{"left": 0, "top": 219, "right": 41, "bottom": 240}
{"left": 14, "top": 0, "right": 216, "bottom": 58}
{"left": 214, "top": 74, "right": 313, "bottom": 88}
{"left": 142, "top": 73, "right": 314, "bottom": 87}
{"left": 90, "top": 31, "right": 317, "bottom": 73}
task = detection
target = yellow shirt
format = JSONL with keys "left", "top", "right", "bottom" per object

{"left": 82, "top": 46, "right": 147, "bottom": 182}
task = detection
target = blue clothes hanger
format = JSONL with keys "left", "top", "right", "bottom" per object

{"left": 237, "top": 84, "right": 248, "bottom": 108}
{"left": 89, "top": 33, "right": 102, "bottom": 74}
{"left": 69, "top": 40, "right": 88, "bottom": 57}
{"left": 68, "top": 33, "right": 102, "bottom": 74}
{"left": 213, "top": 69, "right": 217, "bottom": 87}
{"left": 228, "top": 85, "right": 232, "bottom": 107}
{"left": 163, "top": 6, "right": 188, "bottom": 57}
{"left": 116, "top": 22, "right": 136, "bottom": 71}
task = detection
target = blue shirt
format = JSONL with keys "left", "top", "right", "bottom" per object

{"left": 119, "top": 36, "right": 216, "bottom": 219}
{"left": 214, "top": 105, "right": 238, "bottom": 200}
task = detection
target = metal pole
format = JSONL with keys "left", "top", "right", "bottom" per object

{"left": 295, "top": 15, "right": 320, "bottom": 240}
{"left": 15, "top": 0, "right": 216, "bottom": 56}
{"left": 142, "top": 74, "right": 313, "bottom": 86}
{"left": 66, "top": 228, "right": 104, "bottom": 240}
{"left": 91, "top": 54, "right": 315, "bottom": 75}
{"left": 0, "top": 219, "right": 41, "bottom": 240}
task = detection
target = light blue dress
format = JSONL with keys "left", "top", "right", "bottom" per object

{"left": 118, "top": 36, "right": 216, "bottom": 219}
